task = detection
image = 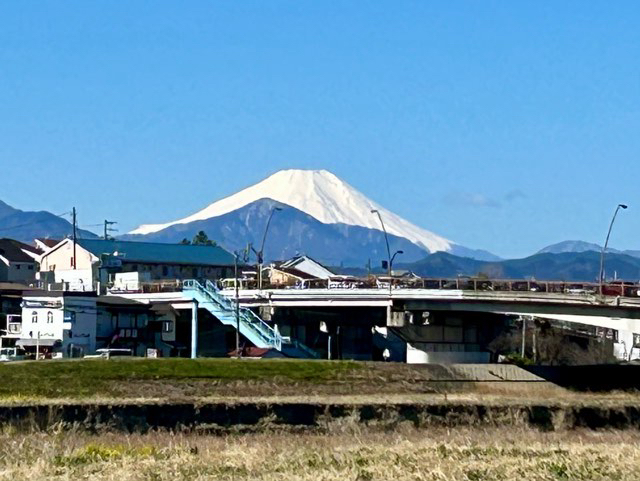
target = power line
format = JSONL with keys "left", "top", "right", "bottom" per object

{"left": 0, "top": 211, "right": 74, "bottom": 232}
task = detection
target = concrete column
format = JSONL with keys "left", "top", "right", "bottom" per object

{"left": 191, "top": 300, "right": 198, "bottom": 359}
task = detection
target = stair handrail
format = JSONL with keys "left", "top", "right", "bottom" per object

{"left": 184, "top": 279, "right": 282, "bottom": 351}
{"left": 240, "top": 306, "right": 282, "bottom": 350}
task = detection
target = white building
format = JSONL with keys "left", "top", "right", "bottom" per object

{"left": 17, "top": 292, "right": 97, "bottom": 357}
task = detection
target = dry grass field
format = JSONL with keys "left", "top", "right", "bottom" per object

{"left": 1, "top": 426, "right": 639, "bottom": 480}
{"left": 1, "top": 359, "right": 639, "bottom": 479}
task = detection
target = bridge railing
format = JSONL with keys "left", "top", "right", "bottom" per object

{"left": 230, "top": 277, "right": 639, "bottom": 298}
{"left": 120, "top": 277, "right": 639, "bottom": 299}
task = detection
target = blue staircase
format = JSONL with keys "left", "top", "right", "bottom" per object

{"left": 182, "top": 279, "right": 318, "bottom": 358}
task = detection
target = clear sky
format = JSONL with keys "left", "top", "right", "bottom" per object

{"left": 1, "top": 1, "right": 639, "bottom": 258}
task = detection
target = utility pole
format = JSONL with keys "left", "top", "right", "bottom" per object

{"left": 72, "top": 207, "right": 77, "bottom": 270}
{"left": 521, "top": 316, "right": 527, "bottom": 358}
{"left": 532, "top": 321, "right": 537, "bottom": 363}
{"left": 235, "top": 251, "right": 240, "bottom": 358}
{"left": 103, "top": 220, "right": 118, "bottom": 240}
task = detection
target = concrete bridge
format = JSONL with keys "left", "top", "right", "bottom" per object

{"left": 111, "top": 279, "right": 640, "bottom": 362}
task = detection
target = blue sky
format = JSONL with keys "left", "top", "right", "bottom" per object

{"left": 1, "top": 1, "right": 639, "bottom": 258}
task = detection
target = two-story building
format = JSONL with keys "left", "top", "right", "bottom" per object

{"left": 0, "top": 238, "right": 39, "bottom": 284}
{"left": 15, "top": 291, "right": 98, "bottom": 357}
{"left": 8, "top": 290, "right": 188, "bottom": 358}
{"left": 38, "top": 238, "right": 235, "bottom": 292}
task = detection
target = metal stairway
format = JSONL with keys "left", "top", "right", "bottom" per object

{"left": 182, "top": 279, "right": 318, "bottom": 358}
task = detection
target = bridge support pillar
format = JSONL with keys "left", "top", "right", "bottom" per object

{"left": 191, "top": 300, "right": 198, "bottom": 359}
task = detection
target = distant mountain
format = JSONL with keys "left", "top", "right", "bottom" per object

{"left": 0, "top": 200, "right": 98, "bottom": 243}
{"left": 122, "top": 199, "right": 429, "bottom": 266}
{"left": 538, "top": 240, "right": 640, "bottom": 260}
{"left": 127, "top": 169, "right": 499, "bottom": 262}
{"left": 399, "top": 250, "right": 640, "bottom": 282}
{"left": 537, "top": 240, "right": 603, "bottom": 255}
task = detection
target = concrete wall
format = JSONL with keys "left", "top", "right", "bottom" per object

{"left": 406, "top": 344, "right": 491, "bottom": 364}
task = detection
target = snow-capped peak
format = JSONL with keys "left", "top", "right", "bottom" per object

{"left": 130, "top": 169, "right": 453, "bottom": 253}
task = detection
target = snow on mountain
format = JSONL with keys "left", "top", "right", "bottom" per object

{"left": 130, "top": 169, "right": 454, "bottom": 253}
{"left": 537, "top": 240, "right": 603, "bottom": 254}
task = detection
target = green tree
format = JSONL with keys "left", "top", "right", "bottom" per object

{"left": 191, "top": 231, "right": 217, "bottom": 247}
{"left": 179, "top": 238, "right": 191, "bottom": 245}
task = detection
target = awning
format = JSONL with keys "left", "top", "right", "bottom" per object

{"left": 162, "top": 341, "right": 187, "bottom": 350}
{"left": 16, "top": 339, "right": 60, "bottom": 348}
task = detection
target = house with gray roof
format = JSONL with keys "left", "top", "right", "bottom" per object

{"left": 0, "top": 238, "right": 38, "bottom": 283}
{"left": 38, "top": 238, "right": 235, "bottom": 292}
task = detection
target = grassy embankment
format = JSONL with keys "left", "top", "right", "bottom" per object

{"left": 2, "top": 427, "right": 639, "bottom": 480}
{"left": 0, "top": 358, "right": 365, "bottom": 400}
{"left": 1, "top": 357, "right": 636, "bottom": 404}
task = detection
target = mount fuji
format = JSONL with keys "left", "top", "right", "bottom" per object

{"left": 124, "top": 169, "right": 499, "bottom": 265}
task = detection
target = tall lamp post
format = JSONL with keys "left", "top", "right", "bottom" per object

{"left": 599, "top": 203, "right": 628, "bottom": 293}
{"left": 234, "top": 251, "right": 241, "bottom": 358}
{"left": 253, "top": 206, "right": 282, "bottom": 290}
{"left": 371, "top": 210, "right": 391, "bottom": 278}
{"left": 390, "top": 250, "right": 404, "bottom": 275}
{"left": 372, "top": 209, "right": 395, "bottom": 322}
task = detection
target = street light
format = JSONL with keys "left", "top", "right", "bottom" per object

{"left": 599, "top": 203, "right": 628, "bottom": 292}
{"left": 389, "top": 250, "right": 404, "bottom": 294}
{"left": 390, "top": 250, "right": 404, "bottom": 273}
{"left": 371, "top": 209, "right": 391, "bottom": 279}
{"left": 253, "top": 206, "right": 282, "bottom": 290}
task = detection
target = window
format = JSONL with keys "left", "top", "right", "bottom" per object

{"left": 31, "top": 311, "right": 38, "bottom": 323}
{"left": 28, "top": 265, "right": 33, "bottom": 270}
{"left": 119, "top": 329, "right": 138, "bottom": 339}
{"left": 192, "top": 268, "right": 198, "bottom": 277}
{"left": 16, "top": 265, "right": 20, "bottom": 270}
{"left": 162, "top": 266, "right": 168, "bottom": 276}
{"left": 47, "top": 311, "right": 53, "bottom": 323}
{"left": 162, "top": 320, "right": 173, "bottom": 333}
{"left": 136, "top": 314, "right": 147, "bottom": 328}
{"left": 64, "top": 310, "right": 76, "bottom": 322}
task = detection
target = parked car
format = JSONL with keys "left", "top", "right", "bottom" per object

{"left": 0, "top": 347, "right": 25, "bottom": 362}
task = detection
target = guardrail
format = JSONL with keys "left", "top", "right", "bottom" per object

{"left": 132, "top": 277, "right": 640, "bottom": 298}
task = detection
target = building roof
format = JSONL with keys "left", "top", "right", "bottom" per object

{"left": 76, "top": 238, "right": 235, "bottom": 267}
{"left": 35, "top": 238, "right": 60, "bottom": 249}
{"left": 97, "top": 295, "right": 150, "bottom": 307}
{"left": 271, "top": 266, "right": 317, "bottom": 280}
{"left": 0, "top": 238, "right": 37, "bottom": 263}
{"left": 279, "top": 255, "right": 334, "bottom": 279}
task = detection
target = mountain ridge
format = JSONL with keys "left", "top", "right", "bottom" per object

{"left": 122, "top": 198, "right": 431, "bottom": 265}
{"left": 127, "top": 168, "right": 499, "bottom": 261}
{"left": 0, "top": 200, "right": 98, "bottom": 243}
